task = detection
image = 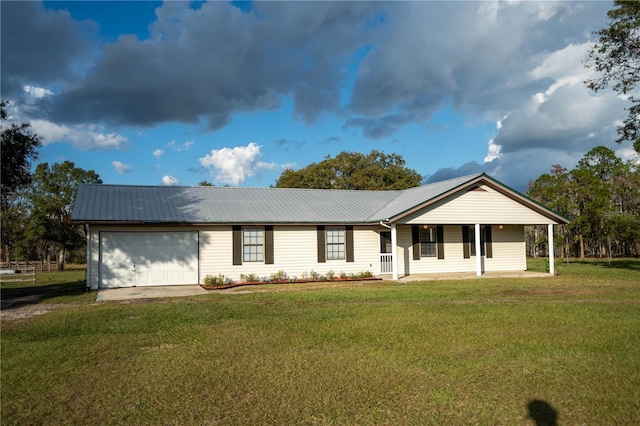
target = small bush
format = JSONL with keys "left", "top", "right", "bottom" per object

{"left": 270, "top": 270, "right": 288, "bottom": 281}
{"left": 240, "top": 273, "right": 260, "bottom": 283}
{"left": 203, "top": 274, "right": 227, "bottom": 287}
{"left": 309, "top": 270, "right": 320, "bottom": 280}
{"left": 339, "top": 271, "right": 348, "bottom": 279}
{"left": 326, "top": 270, "right": 335, "bottom": 280}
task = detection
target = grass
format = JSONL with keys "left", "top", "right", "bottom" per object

{"left": 2, "top": 260, "right": 639, "bottom": 425}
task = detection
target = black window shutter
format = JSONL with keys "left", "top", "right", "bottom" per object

{"left": 265, "top": 226, "right": 274, "bottom": 264}
{"left": 317, "top": 226, "right": 326, "bottom": 263}
{"left": 485, "top": 226, "right": 493, "bottom": 259}
{"left": 437, "top": 225, "right": 445, "bottom": 260}
{"left": 346, "top": 226, "right": 354, "bottom": 262}
{"left": 232, "top": 225, "right": 242, "bottom": 265}
{"left": 412, "top": 225, "right": 420, "bottom": 260}
{"left": 462, "top": 225, "right": 470, "bottom": 259}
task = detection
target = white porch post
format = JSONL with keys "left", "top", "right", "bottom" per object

{"left": 475, "top": 223, "right": 482, "bottom": 277}
{"left": 548, "top": 224, "right": 555, "bottom": 275}
{"left": 85, "top": 224, "right": 90, "bottom": 289}
{"left": 391, "top": 223, "right": 398, "bottom": 281}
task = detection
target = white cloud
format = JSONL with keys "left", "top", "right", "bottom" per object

{"left": 167, "top": 140, "right": 194, "bottom": 151}
{"left": 112, "top": 161, "right": 132, "bottom": 174}
{"left": 161, "top": 175, "right": 179, "bottom": 186}
{"left": 23, "top": 85, "right": 53, "bottom": 98}
{"left": 29, "top": 119, "right": 130, "bottom": 150}
{"left": 153, "top": 149, "right": 165, "bottom": 158}
{"left": 484, "top": 138, "right": 502, "bottom": 163}
{"left": 617, "top": 147, "right": 640, "bottom": 165}
{"left": 199, "top": 142, "right": 277, "bottom": 186}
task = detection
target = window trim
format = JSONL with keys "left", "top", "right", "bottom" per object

{"left": 242, "top": 227, "right": 264, "bottom": 263}
{"left": 325, "top": 227, "right": 346, "bottom": 261}
{"left": 413, "top": 225, "right": 445, "bottom": 260}
{"left": 419, "top": 226, "right": 437, "bottom": 258}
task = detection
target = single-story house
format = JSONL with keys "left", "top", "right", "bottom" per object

{"left": 72, "top": 173, "right": 569, "bottom": 290}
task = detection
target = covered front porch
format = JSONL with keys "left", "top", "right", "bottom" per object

{"left": 377, "top": 223, "right": 557, "bottom": 280}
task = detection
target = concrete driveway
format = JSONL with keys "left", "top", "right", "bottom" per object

{"left": 96, "top": 285, "right": 209, "bottom": 301}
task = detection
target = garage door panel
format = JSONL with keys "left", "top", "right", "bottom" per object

{"left": 100, "top": 231, "right": 198, "bottom": 288}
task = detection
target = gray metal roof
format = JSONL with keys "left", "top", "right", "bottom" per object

{"left": 71, "top": 173, "right": 495, "bottom": 224}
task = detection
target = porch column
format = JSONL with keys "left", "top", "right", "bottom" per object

{"left": 548, "top": 224, "right": 555, "bottom": 275}
{"left": 475, "top": 223, "right": 482, "bottom": 277}
{"left": 391, "top": 223, "right": 398, "bottom": 281}
{"left": 85, "top": 224, "right": 90, "bottom": 290}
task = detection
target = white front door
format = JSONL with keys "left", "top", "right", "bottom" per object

{"left": 100, "top": 232, "right": 199, "bottom": 288}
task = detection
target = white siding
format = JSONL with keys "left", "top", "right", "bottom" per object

{"left": 484, "top": 225, "right": 526, "bottom": 272}
{"left": 402, "top": 185, "right": 555, "bottom": 225}
{"left": 198, "top": 225, "right": 382, "bottom": 282}
{"left": 88, "top": 230, "right": 100, "bottom": 289}
{"left": 86, "top": 223, "right": 526, "bottom": 287}
{"left": 397, "top": 225, "right": 526, "bottom": 276}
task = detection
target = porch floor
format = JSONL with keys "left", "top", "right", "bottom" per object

{"left": 391, "top": 271, "right": 551, "bottom": 282}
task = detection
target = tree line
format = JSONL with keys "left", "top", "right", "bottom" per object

{"left": 1, "top": 102, "right": 102, "bottom": 269}
{"left": 527, "top": 146, "right": 640, "bottom": 259}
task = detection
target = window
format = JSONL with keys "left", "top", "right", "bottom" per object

{"left": 326, "top": 228, "right": 345, "bottom": 260}
{"left": 243, "top": 228, "right": 264, "bottom": 262}
{"left": 419, "top": 227, "right": 437, "bottom": 257}
{"left": 380, "top": 231, "right": 392, "bottom": 254}
{"left": 413, "top": 225, "right": 445, "bottom": 260}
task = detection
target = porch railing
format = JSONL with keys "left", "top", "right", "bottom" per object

{"left": 379, "top": 253, "right": 393, "bottom": 274}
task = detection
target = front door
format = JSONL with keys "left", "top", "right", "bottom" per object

{"left": 379, "top": 231, "right": 393, "bottom": 274}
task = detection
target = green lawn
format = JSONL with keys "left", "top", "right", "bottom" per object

{"left": 2, "top": 260, "right": 639, "bottom": 425}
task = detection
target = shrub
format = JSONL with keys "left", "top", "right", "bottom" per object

{"left": 326, "top": 270, "right": 335, "bottom": 280}
{"left": 270, "top": 270, "right": 288, "bottom": 282}
{"left": 240, "top": 273, "right": 260, "bottom": 283}
{"left": 339, "top": 271, "right": 348, "bottom": 279}
{"left": 309, "top": 270, "right": 320, "bottom": 280}
{"left": 203, "top": 274, "right": 227, "bottom": 287}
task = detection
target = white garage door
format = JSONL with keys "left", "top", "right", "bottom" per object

{"left": 100, "top": 232, "right": 199, "bottom": 288}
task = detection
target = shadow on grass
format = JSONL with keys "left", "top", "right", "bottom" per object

{"left": 0, "top": 279, "right": 87, "bottom": 309}
{"left": 527, "top": 399, "right": 558, "bottom": 426}
{"left": 571, "top": 259, "right": 640, "bottom": 272}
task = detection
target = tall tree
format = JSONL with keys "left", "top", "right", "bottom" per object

{"left": 585, "top": 0, "right": 640, "bottom": 152}
{"left": 527, "top": 165, "right": 572, "bottom": 258}
{"left": 29, "top": 161, "right": 102, "bottom": 270}
{"left": 571, "top": 146, "right": 622, "bottom": 259}
{"left": 0, "top": 101, "right": 42, "bottom": 203}
{"left": 528, "top": 146, "right": 640, "bottom": 259}
{"left": 1, "top": 101, "right": 43, "bottom": 261}
{"left": 275, "top": 150, "right": 422, "bottom": 190}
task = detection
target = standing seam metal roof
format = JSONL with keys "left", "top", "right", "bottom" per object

{"left": 72, "top": 173, "right": 524, "bottom": 224}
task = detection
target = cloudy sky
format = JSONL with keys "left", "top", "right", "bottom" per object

{"left": 1, "top": 1, "right": 636, "bottom": 191}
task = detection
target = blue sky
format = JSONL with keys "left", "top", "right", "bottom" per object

{"left": 2, "top": 1, "right": 637, "bottom": 191}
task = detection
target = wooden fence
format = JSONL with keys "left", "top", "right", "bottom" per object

{"left": 0, "top": 261, "right": 57, "bottom": 272}
{"left": 0, "top": 268, "right": 36, "bottom": 285}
